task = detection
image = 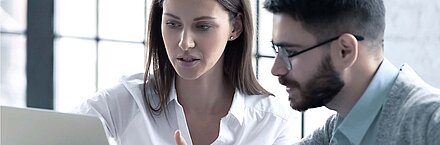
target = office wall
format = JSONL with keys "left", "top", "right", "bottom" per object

{"left": 384, "top": 0, "right": 440, "bottom": 87}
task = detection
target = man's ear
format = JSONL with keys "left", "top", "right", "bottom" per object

{"left": 331, "top": 33, "right": 359, "bottom": 71}
{"left": 229, "top": 14, "right": 243, "bottom": 40}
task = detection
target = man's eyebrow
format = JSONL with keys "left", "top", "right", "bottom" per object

{"left": 271, "top": 41, "right": 304, "bottom": 48}
{"left": 163, "top": 13, "right": 216, "bottom": 21}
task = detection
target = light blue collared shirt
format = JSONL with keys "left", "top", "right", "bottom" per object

{"left": 331, "top": 59, "right": 399, "bottom": 145}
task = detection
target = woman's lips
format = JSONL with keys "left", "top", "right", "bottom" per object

{"left": 177, "top": 57, "right": 200, "bottom": 62}
{"left": 177, "top": 56, "right": 200, "bottom": 68}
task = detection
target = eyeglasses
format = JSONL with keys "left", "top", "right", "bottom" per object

{"left": 272, "top": 35, "right": 364, "bottom": 70}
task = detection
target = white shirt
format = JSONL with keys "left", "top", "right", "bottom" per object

{"left": 76, "top": 73, "right": 296, "bottom": 145}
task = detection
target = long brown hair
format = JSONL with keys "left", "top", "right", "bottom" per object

{"left": 143, "top": 0, "right": 272, "bottom": 115}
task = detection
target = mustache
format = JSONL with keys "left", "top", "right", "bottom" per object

{"left": 278, "top": 76, "right": 300, "bottom": 89}
{"left": 278, "top": 77, "right": 286, "bottom": 86}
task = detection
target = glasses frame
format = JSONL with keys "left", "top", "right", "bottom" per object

{"left": 272, "top": 35, "right": 364, "bottom": 70}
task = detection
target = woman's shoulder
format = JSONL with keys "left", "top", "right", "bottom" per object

{"left": 80, "top": 73, "right": 146, "bottom": 112}
{"left": 242, "top": 93, "right": 295, "bottom": 121}
{"left": 97, "top": 73, "right": 144, "bottom": 97}
{"left": 119, "top": 73, "right": 144, "bottom": 85}
{"left": 76, "top": 73, "right": 147, "bottom": 139}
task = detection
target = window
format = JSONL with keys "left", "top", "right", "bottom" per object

{"left": 54, "top": 0, "right": 146, "bottom": 112}
{"left": 0, "top": 0, "right": 27, "bottom": 107}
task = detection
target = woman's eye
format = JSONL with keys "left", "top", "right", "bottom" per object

{"left": 166, "top": 21, "right": 181, "bottom": 29}
{"left": 196, "top": 24, "right": 212, "bottom": 31}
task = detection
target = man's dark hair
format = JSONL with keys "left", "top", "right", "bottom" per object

{"left": 264, "top": 0, "right": 385, "bottom": 45}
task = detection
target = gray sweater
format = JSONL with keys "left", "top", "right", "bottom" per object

{"left": 298, "top": 64, "right": 440, "bottom": 145}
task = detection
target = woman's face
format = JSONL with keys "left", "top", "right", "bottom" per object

{"left": 161, "top": 0, "right": 235, "bottom": 80}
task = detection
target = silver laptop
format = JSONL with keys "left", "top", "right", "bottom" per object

{"left": 0, "top": 106, "right": 109, "bottom": 145}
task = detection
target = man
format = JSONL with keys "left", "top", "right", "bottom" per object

{"left": 265, "top": 0, "right": 440, "bottom": 144}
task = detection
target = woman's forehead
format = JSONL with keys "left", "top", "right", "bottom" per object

{"left": 162, "top": 0, "right": 229, "bottom": 19}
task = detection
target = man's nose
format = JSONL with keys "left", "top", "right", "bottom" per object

{"left": 271, "top": 55, "right": 289, "bottom": 76}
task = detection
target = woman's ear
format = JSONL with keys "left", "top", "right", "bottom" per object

{"left": 331, "top": 33, "right": 359, "bottom": 71}
{"left": 230, "top": 13, "right": 243, "bottom": 40}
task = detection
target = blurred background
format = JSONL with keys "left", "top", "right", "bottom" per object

{"left": 1, "top": 0, "right": 439, "bottom": 140}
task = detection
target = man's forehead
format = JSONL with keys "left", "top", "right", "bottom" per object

{"left": 272, "top": 14, "right": 316, "bottom": 44}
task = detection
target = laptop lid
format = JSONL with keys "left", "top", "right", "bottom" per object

{"left": 0, "top": 106, "right": 109, "bottom": 145}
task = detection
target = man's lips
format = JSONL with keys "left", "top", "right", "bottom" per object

{"left": 286, "top": 87, "right": 292, "bottom": 93}
{"left": 279, "top": 77, "right": 298, "bottom": 90}
{"left": 278, "top": 77, "right": 286, "bottom": 86}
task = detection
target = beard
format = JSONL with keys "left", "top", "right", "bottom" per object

{"left": 280, "top": 55, "right": 345, "bottom": 111}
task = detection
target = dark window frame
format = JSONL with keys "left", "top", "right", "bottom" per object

{"left": 26, "top": 0, "right": 55, "bottom": 109}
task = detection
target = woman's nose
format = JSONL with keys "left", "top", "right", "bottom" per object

{"left": 178, "top": 30, "right": 195, "bottom": 51}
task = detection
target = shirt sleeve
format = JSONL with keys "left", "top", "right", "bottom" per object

{"left": 73, "top": 88, "right": 118, "bottom": 139}
{"left": 272, "top": 111, "right": 299, "bottom": 145}
{"left": 427, "top": 106, "right": 440, "bottom": 144}
{"left": 297, "top": 114, "right": 337, "bottom": 145}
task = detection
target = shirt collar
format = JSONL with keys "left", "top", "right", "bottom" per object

{"left": 168, "top": 79, "right": 178, "bottom": 104}
{"left": 227, "top": 89, "right": 245, "bottom": 126}
{"left": 336, "top": 58, "right": 399, "bottom": 145}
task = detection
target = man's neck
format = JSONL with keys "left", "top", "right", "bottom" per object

{"left": 327, "top": 58, "right": 383, "bottom": 117}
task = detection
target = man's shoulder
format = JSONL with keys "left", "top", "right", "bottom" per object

{"left": 391, "top": 64, "right": 440, "bottom": 107}
{"left": 297, "top": 114, "right": 338, "bottom": 145}
{"left": 378, "top": 64, "right": 440, "bottom": 143}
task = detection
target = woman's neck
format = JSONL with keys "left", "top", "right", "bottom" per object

{"left": 176, "top": 73, "right": 234, "bottom": 116}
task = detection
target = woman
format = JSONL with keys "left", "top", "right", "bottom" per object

{"left": 77, "top": 0, "right": 296, "bottom": 144}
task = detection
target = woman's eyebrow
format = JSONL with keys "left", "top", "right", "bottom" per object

{"left": 193, "top": 16, "right": 216, "bottom": 21}
{"left": 163, "top": 13, "right": 180, "bottom": 20}
{"left": 163, "top": 13, "right": 216, "bottom": 21}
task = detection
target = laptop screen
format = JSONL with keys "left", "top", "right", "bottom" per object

{"left": 0, "top": 106, "right": 109, "bottom": 145}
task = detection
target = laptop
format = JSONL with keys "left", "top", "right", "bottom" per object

{"left": 0, "top": 106, "right": 109, "bottom": 145}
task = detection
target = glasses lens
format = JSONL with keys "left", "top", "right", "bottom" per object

{"left": 278, "top": 48, "right": 292, "bottom": 70}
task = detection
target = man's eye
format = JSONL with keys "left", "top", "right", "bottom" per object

{"left": 285, "top": 49, "right": 298, "bottom": 56}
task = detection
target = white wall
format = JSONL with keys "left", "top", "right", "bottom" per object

{"left": 384, "top": 0, "right": 440, "bottom": 87}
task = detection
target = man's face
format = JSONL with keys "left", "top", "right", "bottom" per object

{"left": 271, "top": 13, "right": 345, "bottom": 111}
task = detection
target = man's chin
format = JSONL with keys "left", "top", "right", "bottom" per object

{"left": 289, "top": 103, "right": 309, "bottom": 112}
{"left": 288, "top": 96, "right": 324, "bottom": 112}
{"left": 288, "top": 97, "right": 309, "bottom": 112}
